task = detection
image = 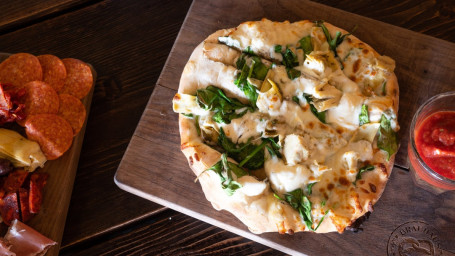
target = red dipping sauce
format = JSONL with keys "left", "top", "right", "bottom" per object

{"left": 415, "top": 111, "right": 455, "bottom": 180}
{"left": 408, "top": 92, "right": 455, "bottom": 192}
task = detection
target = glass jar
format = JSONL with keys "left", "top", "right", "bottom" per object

{"left": 408, "top": 92, "right": 455, "bottom": 194}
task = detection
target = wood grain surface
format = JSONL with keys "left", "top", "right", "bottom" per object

{"left": 0, "top": 0, "right": 192, "bottom": 251}
{"left": 2, "top": 0, "right": 455, "bottom": 255}
{"left": 115, "top": 0, "right": 455, "bottom": 255}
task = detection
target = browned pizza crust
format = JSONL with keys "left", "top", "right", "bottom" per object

{"left": 175, "top": 19, "right": 399, "bottom": 234}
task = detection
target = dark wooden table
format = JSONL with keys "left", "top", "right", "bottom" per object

{"left": 0, "top": 1, "right": 454, "bottom": 255}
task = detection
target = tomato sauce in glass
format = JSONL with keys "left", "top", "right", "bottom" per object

{"left": 415, "top": 111, "right": 455, "bottom": 180}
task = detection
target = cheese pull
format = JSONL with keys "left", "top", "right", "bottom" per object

{"left": 0, "top": 129, "right": 46, "bottom": 171}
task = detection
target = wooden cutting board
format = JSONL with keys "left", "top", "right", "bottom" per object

{"left": 0, "top": 53, "right": 95, "bottom": 256}
{"left": 115, "top": 0, "right": 455, "bottom": 255}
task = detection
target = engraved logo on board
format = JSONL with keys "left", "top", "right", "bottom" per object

{"left": 387, "top": 221, "right": 443, "bottom": 256}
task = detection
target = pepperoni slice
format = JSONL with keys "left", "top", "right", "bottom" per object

{"left": 37, "top": 55, "right": 67, "bottom": 93}
{"left": 60, "top": 58, "right": 93, "bottom": 99}
{"left": 58, "top": 94, "right": 86, "bottom": 136}
{"left": 0, "top": 53, "right": 42, "bottom": 89}
{"left": 25, "top": 114, "right": 73, "bottom": 160}
{"left": 18, "top": 81, "right": 59, "bottom": 126}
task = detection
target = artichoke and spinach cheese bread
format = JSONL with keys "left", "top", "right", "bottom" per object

{"left": 172, "top": 19, "right": 399, "bottom": 234}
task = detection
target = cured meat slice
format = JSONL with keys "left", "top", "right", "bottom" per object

{"left": 3, "top": 169, "right": 28, "bottom": 193}
{"left": 25, "top": 114, "right": 73, "bottom": 160}
{"left": 0, "top": 192, "right": 20, "bottom": 226}
{"left": 5, "top": 219, "right": 57, "bottom": 256}
{"left": 18, "top": 188, "right": 33, "bottom": 223}
{"left": 58, "top": 94, "right": 86, "bottom": 136}
{"left": 37, "top": 54, "right": 67, "bottom": 93}
{"left": 18, "top": 81, "right": 59, "bottom": 126}
{"left": 0, "top": 84, "right": 26, "bottom": 125}
{"left": 29, "top": 173, "right": 48, "bottom": 214}
{"left": 0, "top": 53, "right": 43, "bottom": 89}
{"left": 60, "top": 58, "right": 93, "bottom": 99}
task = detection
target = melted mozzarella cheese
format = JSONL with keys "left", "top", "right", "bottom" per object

{"left": 327, "top": 92, "right": 365, "bottom": 130}
{"left": 220, "top": 111, "right": 267, "bottom": 144}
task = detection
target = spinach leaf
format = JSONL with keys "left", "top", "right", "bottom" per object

{"left": 359, "top": 104, "right": 369, "bottom": 126}
{"left": 251, "top": 56, "right": 269, "bottom": 80}
{"left": 304, "top": 94, "right": 326, "bottom": 123}
{"left": 207, "top": 154, "right": 248, "bottom": 196}
{"left": 196, "top": 86, "right": 252, "bottom": 124}
{"left": 218, "top": 130, "right": 282, "bottom": 170}
{"left": 292, "top": 96, "right": 300, "bottom": 104}
{"left": 277, "top": 188, "right": 325, "bottom": 231}
{"left": 377, "top": 114, "right": 399, "bottom": 160}
{"left": 286, "top": 68, "right": 301, "bottom": 80}
{"left": 315, "top": 21, "right": 353, "bottom": 57}
{"left": 298, "top": 35, "right": 313, "bottom": 55}
{"left": 243, "top": 46, "right": 255, "bottom": 55}
{"left": 262, "top": 137, "right": 282, "bottom": 158}
{"left": 274, "top": 45, "right": 282, "bottom": 53}
{"left": 282, "top": 48, "right": 299, "bottom": 68}
{"left": 234, "top": 56, "right": 263, "bottom": 106}
{"left": 279, "top": 47, "right": 301, "bottom": 80}
{"left": 353, "top": 165, "right": 375, "bottom": 185}
{"left": 307, "top": 182, "right": 317, "bottom": 196}
{"left": 218, "top": 128, "right": 265, "bottom": 170}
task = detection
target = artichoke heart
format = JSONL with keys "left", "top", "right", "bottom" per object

{"left": 0, "top": 128, "right": 46, "bottom": 171}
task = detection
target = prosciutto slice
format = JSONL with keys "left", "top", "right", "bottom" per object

{"left": 4, "top": 220, "right": 56, "bottom": 256}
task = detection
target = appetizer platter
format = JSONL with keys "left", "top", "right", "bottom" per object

{"left": 0, "top": 52, "right": 95, "bottom": 255}
{"left": 116, "top": 0, "right": 455, "bottom": 255}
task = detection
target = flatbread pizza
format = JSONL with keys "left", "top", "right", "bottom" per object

{"left": 172, "top": 19, "right": 399, "bottom": 234}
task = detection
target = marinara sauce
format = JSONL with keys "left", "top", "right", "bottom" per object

{"left": 415, "top": 111, "right": 455, "bottom": 180}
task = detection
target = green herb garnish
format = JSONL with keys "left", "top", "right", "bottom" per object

{"left": 196, "top": 85, "right": 252, "bottom": 124}
{"left": 207, "top": 154, "right": 248, "bottom": 196}
{"left": 275, "top": 188, "right": 327, "bottom": 231}
{"left": 304, "top": 94, "right": 326, "bottom": 123}
{"left": 359, "top": 104, "right": 369, "bottom": 126}
{"left": 307, "top": 182, "right": 317, "bottom": 196}
{"left": 274, "top": 45, "right": 282, "bottom": 53}
{"left": 315, "top": 21, "right": 355, "bottom": 57}
{"left": 286, "top": 68, "right": 301, "bottom": 80}
{"left": 382, "top": 80, "right": 387, "bottom": 96}
{"left": 353, "top": 165, "right": 375, "bottom": 185}
{"left": 292, "top": 96, "right": 300, "bottom": 104}
{"left": 298, "top": 35, "right": 313, "bottom": 55}
{"left": 377, "top": 114, "right": 398, "bottom": 160}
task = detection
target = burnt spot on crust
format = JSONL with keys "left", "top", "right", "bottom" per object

{"left": 339, "top": 177, "right": 350, "bottom": 186}
{"left": 345, "top": 211, "right": 371, "bottom": 233}
{"left": 287, "top": 229, "right": 295, "bottom": 235}
{"left": 327, "top": 183, "right": 335, "bottom": 191}
{"left": 301, "top": 105, "right": 309, "bottom": 111}
{"left": 188, "top": 156, "right": 194, "bottom": 166}
{"left": 194, "top": 153, "right": 200, "bottom": 161}
{"left": 353, "top": 59, "right": 361, "bottom": 73}
{"left": 346, "top": 37, "right": 352, "bottom": 43}
{"left": 392, "top": 88, "right": 397, "bottom": 97}
{"left": 378, "top": 163, "right": 388, "bottom": 176}
{"left": 360, "top": 188, "right": 369, "bottom": 194}
{"left": 362, "top": 48, "right": 369, "bottom": 55}
{"left": 349, "top": 75, "right": 356, "bottom": 82}
{"left": 319, "top": 123, "right": 328, "bottom": 131}
{"left": 369, "top": 183, "right": 377, "bottom": 193}
{"left": 308, "top": 121, "right": 314, "bottom": 129}
{"left": 359, "top": 180, "right": 365, "bottom": 185}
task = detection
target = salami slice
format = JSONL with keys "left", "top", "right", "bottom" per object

{"left": 0, "top": 53, "right": 42, "bottom": 89}
{"left": 18, "top": 81, "right": 59, "bottom": 126}
{"left": 37, "top": 54, "right": 67, "bottom": 93}
{"left": 25, "top": 114, "right": 73, "bottom": 160}
{"left": 60, "top": 58, "right": 93, "bottom": 99}
{"left": 58, "top": 94, "right": 86, "bottom": 136}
